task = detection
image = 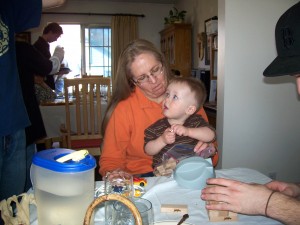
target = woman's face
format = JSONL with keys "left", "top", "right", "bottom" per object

{"left": 130, "top": 53, "right": 167, "bottom": 101}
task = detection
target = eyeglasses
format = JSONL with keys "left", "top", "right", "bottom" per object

{"left": 132, "top": 64, "right": 164, "bottom": 84}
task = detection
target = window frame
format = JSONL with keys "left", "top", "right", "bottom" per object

{"left": 82, "top": 24, "right": 112, "bottom": 77}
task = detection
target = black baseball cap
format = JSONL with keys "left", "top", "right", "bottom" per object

{"left": 263, "top": 2, "right": 300, "bottom": 77}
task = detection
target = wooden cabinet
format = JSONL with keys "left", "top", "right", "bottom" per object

{"left": 160, "top": 24, "right": 192, "bottom": 77}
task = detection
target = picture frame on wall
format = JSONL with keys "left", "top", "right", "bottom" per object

{"left": 204, "top": 16, "right": 218, "bottom": 65}
{"left": 204, "top": 34, "right": 211, "bottom": 65}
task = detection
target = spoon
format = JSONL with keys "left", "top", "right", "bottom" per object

{"left": 177, "top": 214, "right": 189, "bottom": 225}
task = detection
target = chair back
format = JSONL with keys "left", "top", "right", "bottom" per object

{"left": 62, "top": 77, "right": 111, "bottom": 155}
{"left": 82, "top": 74, "right": 104, "bottom": 78}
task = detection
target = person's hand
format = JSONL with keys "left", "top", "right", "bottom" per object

{"left": 52, "top": 45, "right": 65, "bottom": 62}
{"left": 161, "top": 128, "right": 175, "bottom": 144}
{"left": 193, "top": 141, "right": 210, "bottom": 154}
{"left": 266, "top": 180, "right": 300, "bottom": 199}
{"left": 56, "top": 70, "right": 69, "bottom": 75}
{"left": 171, "top": 124, "right": 188, "bottom": 136}
{"left": 34, "top": 76, "right": 53, "bottom": 90}
{"left": 34, "top": 75, "right": 44, "bottom": 84}
{"left": 201, "top": 178, "right": 273, "bottom": 215}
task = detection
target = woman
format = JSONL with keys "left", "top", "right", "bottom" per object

{"left": 99, "top": 39, "right": 216, "bottom": 177}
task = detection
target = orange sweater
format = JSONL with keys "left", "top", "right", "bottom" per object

{"left": 99, "top": 87, "right": 209, "bottom": 176}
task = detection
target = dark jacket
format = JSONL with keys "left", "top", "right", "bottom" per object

{"left": 33, "top": 36, "right": 55, "bottom": 89}
{"left": 16, "top": 41, "right": 53, "bottom": 146}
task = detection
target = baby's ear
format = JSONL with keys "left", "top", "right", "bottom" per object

{"left": 186, "top": 105, "right": 196, "bottom": 115}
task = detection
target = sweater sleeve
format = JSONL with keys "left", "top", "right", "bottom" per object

{"left": 99, "top": 96, "right": 154, "bottom": 176}
{"left": 99, "top": 103, "right": 131, "bottom": 176}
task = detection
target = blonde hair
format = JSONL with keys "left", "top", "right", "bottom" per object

{"left": 169, "top": 77, "right": 207, "bottom": 112}
{"left": 101, "top": 39, "right": 172, "bottom": 134}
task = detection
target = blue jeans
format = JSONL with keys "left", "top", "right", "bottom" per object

{"left": 0, "top": 129, "right": 26, "bottom": 201}
{"left": 25, "top": 143, "right": 36, "bottom": 192}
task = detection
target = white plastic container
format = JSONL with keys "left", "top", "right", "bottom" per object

{"left": 174, "top": 156, "right": 215, "bottom": 190}
{"left": 31, "top": 148, "right": 96, "bottom": 225}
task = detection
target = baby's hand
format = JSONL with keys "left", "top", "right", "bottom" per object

{"left": 171, "top": 124, "right": 188, "bottom": 136}
{"left": 162, "top": 128, "right": 175, "bottom": 144}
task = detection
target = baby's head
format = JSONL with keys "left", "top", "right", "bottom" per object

{"left": 166, "top": 77, "right": 207, "bottom": 113}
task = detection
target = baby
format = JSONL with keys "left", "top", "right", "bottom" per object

{"left": 144, "top": 77, "right": 216, "bottom": 170}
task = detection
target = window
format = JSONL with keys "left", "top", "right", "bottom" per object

{"left": 50, "top": 24, "right": 112, "bottom": 78}
{"left": 85, "top": 27, "right": 111, "bottom": 77}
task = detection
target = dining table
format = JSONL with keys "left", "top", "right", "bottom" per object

{"left": 29, "top": 167, "right": 283, "bottom": 225}
{"left": 39, "top": 97, "right": 107, "bottom": 138}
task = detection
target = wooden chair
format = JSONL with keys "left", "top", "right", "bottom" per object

{"left": 35, "top": 136, "right": 65, "bottom": 149}
{"left": 82, "top": 74, "right": 104, "bottom": 78}
{"left": 61, "top": 77, "right": 111, "bottom": 156}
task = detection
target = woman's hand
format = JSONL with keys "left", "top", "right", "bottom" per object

{"left": 194, "top": 142, "right": 217, "bottom": 156}
{"left": 193, "top": 141, "right": 208, "bottom": 153}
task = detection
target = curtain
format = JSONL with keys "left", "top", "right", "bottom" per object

{"left": 111, "top": 16, "right": 138, "bottom": 89}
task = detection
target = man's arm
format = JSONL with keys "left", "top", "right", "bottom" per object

{"left": 201, "top": 178, "right": 300, "bottom": 225}
{"left": 267, "top": 192, "right": 300, "bottom": 225}
{"left": 42, "top": 0, "right": 66, "bottom": 9}
{"left": 266, "top": 180, "right": 300, "bottom": 199}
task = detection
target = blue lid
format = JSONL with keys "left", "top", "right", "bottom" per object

{"left": 32, "top": 148, "right": 96, "bottom": 172}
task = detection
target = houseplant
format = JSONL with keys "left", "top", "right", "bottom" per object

{"left": 164, "top": 7, "right": 187, "bottom": 24}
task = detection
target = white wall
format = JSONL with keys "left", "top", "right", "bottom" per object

{"left": 217, "top": 0, "right": 300, "bottom": 182}
{"left": 30, "top": 1, "right": 173, "bottom": 48}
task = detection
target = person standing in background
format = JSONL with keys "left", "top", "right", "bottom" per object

{"left": 15, "top": 36, "right": 64, "bottom": 191}
{"left": 0, "top": 0, "right": 42, "bottom": 202}
{"left": 0, "top": 0, "right": 65, "bottom": 202}
{"left": 34, "top": 22, "right": 63, "bottom": 90}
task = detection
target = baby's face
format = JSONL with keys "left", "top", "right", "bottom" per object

{"left": 162, "top": 82, "right": 196, "bottom": 121}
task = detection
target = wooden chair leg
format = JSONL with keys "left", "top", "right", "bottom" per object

{"left": 44, "top": 138, "right": 53, "bottom": 149}
{"left": 36, "top": 137, "right": 64, "bottom": 150}
{"left": 60, "top": 134, "right": 68, "bottom": 148}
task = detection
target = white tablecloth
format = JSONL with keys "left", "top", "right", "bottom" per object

{"left": 39, "top": 99, "right": 107, "bottom": 137}
{"left": 29, "top": 167, "right": 283, "bottom": 225}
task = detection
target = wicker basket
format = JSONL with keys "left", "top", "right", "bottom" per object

{"left": 83, "top": 194, "right": 142, "bottom": 225}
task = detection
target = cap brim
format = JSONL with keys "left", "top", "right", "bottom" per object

{"left": 263, "top": 55, "right": 300, "bottom": 77}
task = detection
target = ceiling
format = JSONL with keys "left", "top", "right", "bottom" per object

{"left": 69, "top": 0, "right": 176, "bottom": 4}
